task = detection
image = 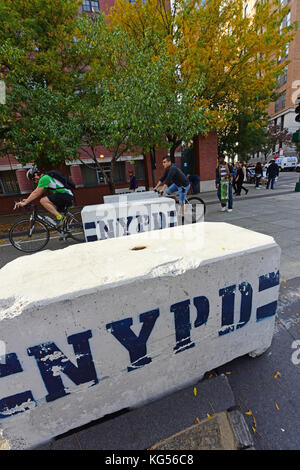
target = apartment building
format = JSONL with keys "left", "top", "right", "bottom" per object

{"left": 245, "top": 0, "right": 300, "bottom": 160}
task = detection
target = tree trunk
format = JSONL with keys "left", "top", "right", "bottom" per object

{"left": 169, "top": 141, "right": 181, "bottom": 163}
{"left": 108, "top": 156, "right": 116, "bottom": 194}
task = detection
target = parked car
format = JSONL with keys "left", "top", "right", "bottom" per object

{"left": 264, "top": 156, "right": 298, "bottom": 171}
{"left": 246, "top": 166, "right": 256, "bottom": 183}
{"left": 296, "top": 163, "right": 300, "bottom": 172}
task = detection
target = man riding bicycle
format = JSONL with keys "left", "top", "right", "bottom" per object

{"left": 153, "top": 155, "right": 191, "bottom": 219}
{"left": 15, "top": 168, "right": 74, "bottom": 227}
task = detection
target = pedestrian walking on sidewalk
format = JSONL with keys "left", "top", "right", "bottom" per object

{"left": 128, "top": 170, "right": 138, "bottom": 191}
{"left": 255, "top": 162, "right": 263, "bottom": 189}
{"left": 266, "top": 160, "right": 279, "bottom": 190}
{"left": 187, "top": 174, "right": 200, "bottom": 194}
{"left": 235, "top": 162, "right": 248, "bottom": 196}
{"left": 232, "top": 162, "right": 239, "bottom": 194}
{"left": 216, "top": 154, "right": 234, "bottom": 212}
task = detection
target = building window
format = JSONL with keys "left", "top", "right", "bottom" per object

{"left": 81, "top": 162, "right": 126, "bottom": 186}
{"left": 275, "top": 91, "right": 286, "bottom": 113}
{"left": 276, "top": 66, "right": 288, "bottom": 88}
{"left": 0, "top": 171, "right": 20, "bottom": 195}
{"left": 82, "top": 1, "right": 99, "bottom": 12}
{"left": 131, "top": 160, "right": 145, "bottom": 180}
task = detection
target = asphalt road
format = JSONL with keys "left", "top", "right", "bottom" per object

{"left": 0, "top": 233, "right": 81, "bottom": 269}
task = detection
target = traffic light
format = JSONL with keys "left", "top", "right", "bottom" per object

{"left": 295, "top": 104, "right": 300, "bottom": 123}
{"left": 292, "top": 130, "right": 300, "bottom": 143}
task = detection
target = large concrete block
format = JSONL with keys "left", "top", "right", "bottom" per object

{"left": 103, "top": 191, "right": 158, "bottom": 204}
{"left": 81, "top": 197, "right": 177, "bottom": 242}
{"left": 0, "top": 223, "right": 280, "bottom": 449}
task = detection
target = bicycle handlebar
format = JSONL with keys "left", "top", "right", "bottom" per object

{"left": 13, "top": 201, "right": 36, "bottom": 211}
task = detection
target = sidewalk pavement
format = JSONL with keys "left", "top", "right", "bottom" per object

{"left": 35, "top": 374, "right": 255, "bottom": 451}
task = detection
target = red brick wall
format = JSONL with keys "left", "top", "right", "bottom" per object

{"left": 194, "top": 132, "right": 218, "bottom": 182}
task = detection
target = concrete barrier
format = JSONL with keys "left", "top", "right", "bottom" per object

{"left": 0, "top": 222, "right": 280, "bottom": 448}
{"left": 81, "top": 197, "right": 177, "bottom": 242}
{"left": 115, "top": 186, "right": 146, "bottom": 194}
{"left": 103, "top": 191, "right": 158, "bottom": 204}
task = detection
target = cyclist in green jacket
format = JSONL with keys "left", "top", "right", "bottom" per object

{"left": 16, "top": 168, "right": 74, "bottom": 227}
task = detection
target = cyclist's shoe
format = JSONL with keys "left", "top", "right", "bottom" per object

{"left": 55, "top": 216, "right": 66, "bottom": 229}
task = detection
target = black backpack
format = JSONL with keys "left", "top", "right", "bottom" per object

{"left": 45, "top": 170, "right": 76, "bottom": 190}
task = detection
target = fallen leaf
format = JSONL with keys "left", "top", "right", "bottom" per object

{"left": 245, "top": 410, "right": 253, "bottom": 416}
{"left": 196, "top": 417, "right": 201, "bottom": 424}
{"left": 251, "top": 426, "right": 256, "bottom": 433}
{"left": 275, "top": 402, "right": 280, "bottom": 410}
{"left": 274, "top": 371, "right": 281, "bottom": 379}
{"left": 193, "top": 387, "right": 197, "bottom": 397}
{"left": 207, "top": 413, "right": 212, "bottom": 419}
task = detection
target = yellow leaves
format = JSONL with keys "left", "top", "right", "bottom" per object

{"left": 275, "top": 402, "right": 280, "bottom": 411}
{"left": 274, "top": 371, "right": 281, "bottom": 379}
{"left": 193, "top": 387, "right": 197, "bottom": 397}
{"left": 245, "top": 410, "right": 257, "bottom": 433}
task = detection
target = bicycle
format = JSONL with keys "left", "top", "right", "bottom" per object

{"left": 156, "top": 189, "right": 206, "bottom": 223}
{"left": 9, "top": 202, "right": 84, "bottom": 253}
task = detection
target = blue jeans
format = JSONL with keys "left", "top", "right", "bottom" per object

{"left": 266, "top": 177, "right": 276, "bottom": 189}
{"left": 217, "top": 183, "right": 233, "bottom": 209}
{"left": 165, "top": 183, "right": 190, "bottom": 205}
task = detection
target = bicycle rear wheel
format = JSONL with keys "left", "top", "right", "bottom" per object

{"left": 187, "top": 196, "right": 206, "bottom": 214}
{"left": 185, "top": 196, "right": 206, "bottom": 223}
{"left": 9, "top": 218, "right": 50, "bottom": 253}
{"left": 65, "top": 210, "right": 84, "bottom": 242}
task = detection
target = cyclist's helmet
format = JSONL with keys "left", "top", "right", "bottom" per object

{"left": 26, "top": 167, "right": 41, "bottom": 180}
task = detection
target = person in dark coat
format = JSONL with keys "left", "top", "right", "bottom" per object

{"left": 235, "top": 162, "right": 248, "bottom": 196}
{"left": 266, "top": 160, "right": 279, "bottom": 190}
{"left": 255, "top": 162, "right": 263, "bottom": 189}
{"left": 187, "top": 174, "right": 200, "bottom": 194}
{"left": 129, "top": 170, "right": 138, "bottom": 191}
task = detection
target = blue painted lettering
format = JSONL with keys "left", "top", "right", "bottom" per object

{"left": 257, "top": 271, "right": 280, "bottom": 321}
{"left": 106, "top": 309, "right": 159, "bottom": 372}
{"left": 27, "top": 330, "right": 98, "bottom": 402}
{"left": 171, "top": 300, "right": 194, "bottom": 353}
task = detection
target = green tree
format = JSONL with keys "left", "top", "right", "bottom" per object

{"left": 109, "top": 0, "right": 297, "bottom": 147}
{"left": 73, "top": 16, "right": 208, "bottom": 191}
{"left": 0, "top": 0, "right": 88, "bottom": 167}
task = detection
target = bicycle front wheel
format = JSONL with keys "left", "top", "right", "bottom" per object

{"left": 9, "top": 218, "right": 50, "bottom": 253}
{"left": 65, "top": 210, "right": 84, "bottom": 242}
